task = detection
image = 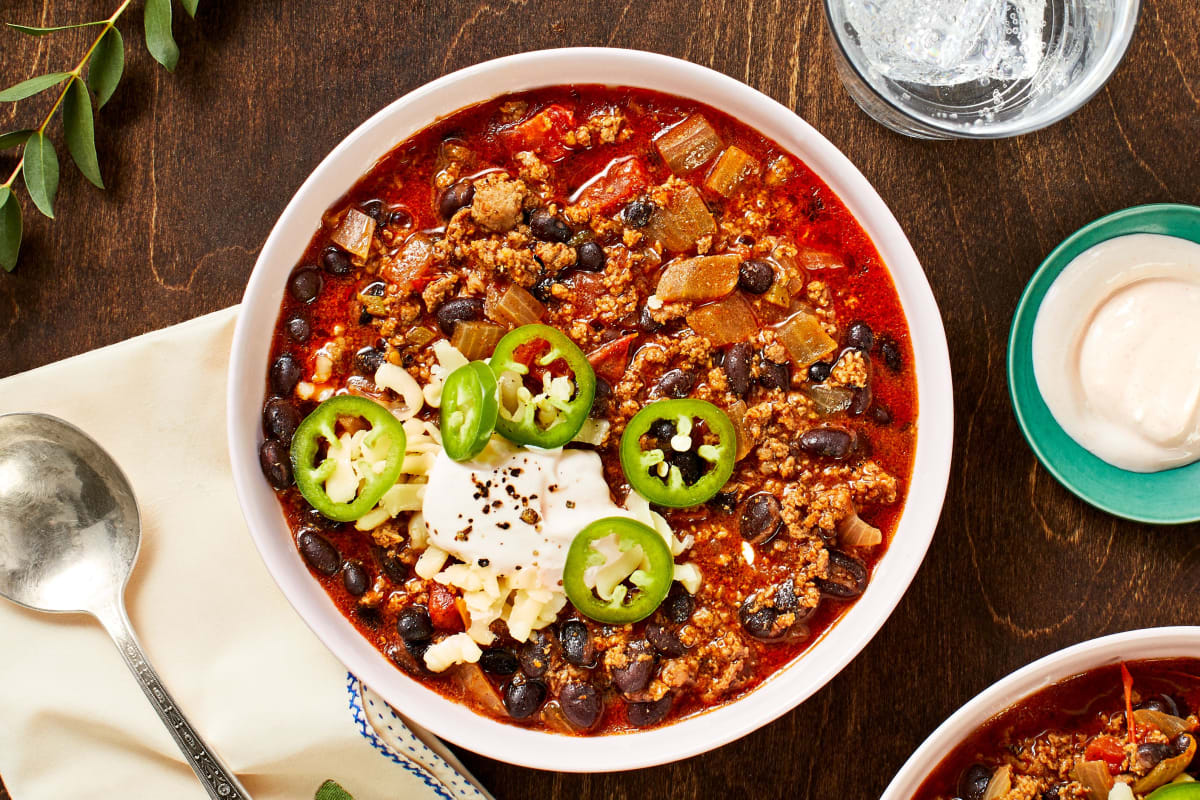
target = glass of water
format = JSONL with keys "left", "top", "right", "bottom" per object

{"left": 823, "top": 0, "right": 1141, "bottom": 139}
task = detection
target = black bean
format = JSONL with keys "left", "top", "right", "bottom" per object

{"left": 259, "top": 439, "right": 293, "bottom": 489}
{"left": 396, "top": 605, "right": 434, "bottom": 643}
{"left": 668, "top": 449, "right": 703, "bottom": 486}
{"left": 439, "top": 180, "right": 474, "bottom": 220}
{"left": 739, "top": 493, "right": 783, "bottom": 544}
{"left": 662, "top": 584, "right": 694, "bottom": 624}
{"left": 848, "top": 385, "right": 872, "bottom": 417}
{"left": 623, "top": 199, "right": 653, "bottom": 228}
{"left": 1137, "top": 742, "right": 1173, "bottom": 770}
{"left": 1173, "top": 733, "right": 1194, "bottom": 757}
{"left": 503, "top": 678, "right": 547, "bottom": 719}
{"left": 361, "top": 199, "right": 387, "bottom": 222}
{"left": 645, "top": 621, "right": 687, "bottom": 657}
{"left": 342, "top": 560, "right": 370, "bottom": 596}
{"left": 377, "top": 548, "right": 408, "bottom": 584}
{"left": 740, "top": 603, "right": 781, "bottom": 640}
{"left": 530, "top": 209, "right": 572, "bottom": 243}
{"left": 285, "top": 314, "right": 311, "bottom": 343}
{"left": 1040, "top": 787, "right": 1062, "bottom": 800}
{"left": 707, "top": 490, "right": 738, "bottom": 513}
{"left": 354, "top": 346, "right": 386, "bottom": 376}
{"left": 305, "top": 506, "right": 343, "bottom": 532}
{"left": 560, "top": 683, "right": 603, "bottom": 729}
{"left": 639, "top": 305, "right": 663, "bottom": 333}
{"left": 611, "top": 641, "right": 655, "bottom": 695}
{"left": 878, "top": 335, "right": 903, "bottom": 372}
{"left": 724, "top": 343, "right": 753, "bottom": 396}
{"left": 270, "top": 353, "right": 303, "bottom": 395}
{"left": 263, "top": 397, "right": 302, "bottom": 444}
{"left": 869, "top": 403, "right": 893, "bottom": 425}
{"left": 958, "top": 764, "right": 992, "bottom": 800}
{"left": 1139, "top": 694, "right": 1181, "bottom": 717}
{"left": 356, "top": 605, "right": 382, "bottom": 629}
{"left": 657, "top": 369, "right": 695, "bottom": 399}
{"left": 389, "top": 207, "right": 413, "bottom": 227}
{"left": 797, "top": 428, "right": 854, "bottom": 460}
{"left": 519, "top": 630, "right": 555, "bottom": 678}
{"left": 808, "top": 360, "right": 833, "bottom": 383}
{"left": 435, "top": 297, "right": 485, "bottom": 335}
{"left": 773, "top": 577, "right": 801, "bottom": 614}
{"left": 845, "top": 321, "right": 874, "bottom": 351}
{"left": 758, "top": 359, "right": 790, "bottom": 391}
{"left": 737, "top": 259, "right": 775, "bottom": 294}
{"left": 627, "top": 694, "right": 672, "bottom": 728}
{"left": 576, "top": 240, "right": 606, "bottom": 272}
{"left": 322, "top": 246, "right": 353, "bottom": 277}
{"left": 590, "top": 376, "right": 613, "bottom": 418}
{"left": 531, "top": 277, "right": 556, "bottom": 303}
{"left": 405, "top": 638, "right": 431, "bottom": 664}
{"left": 650, "top": 418, "right": 677, "bottom": 442}
{"left": 297, "top": 529, "right": 340, "bottom": 576}
{"left": 288, "top": 267, "right": 323, "bottom": 303}
{"left": 557, "top": 620, "right": 595, "bottom": 667}
{"left": 363, "top": 280, "right": 386, "bottom": 297}
{"left": 479, "top": 647, "right": 520, "bottom": 676}
{"left": 817, "top": 549, "right": 868, "bottom": 598}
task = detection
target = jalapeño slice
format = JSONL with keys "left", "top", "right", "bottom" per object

{"left": 619, "top": 398, "right": 736, "bottom": 508}
{"left": 440, "top": 360, "right": 499, "bottom": 461}
{"left": 489, "top": 323, "right": 596, "bottom": 449}
{"left": 290, "top": 395, "right": 407, "bottom": 522}
{"left": 563, "top": 517, "right": 675, "bottom": 625}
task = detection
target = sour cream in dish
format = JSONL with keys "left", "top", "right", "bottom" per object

{"left": 1032, "top": 233, "right": 1200, "bottom": 472}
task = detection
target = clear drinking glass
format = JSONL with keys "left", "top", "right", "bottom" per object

{"left": 823, "top": 0, "right": 1141, "bottom": 139}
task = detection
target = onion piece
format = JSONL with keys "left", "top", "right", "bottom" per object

{"left": 1072, "top": 760, "right": 1115, "bottom": 800}
{"left": 981, "top": 765, "right": 1012, "bottom": 800}
{"left": 704, "top": 145, "right": 760, "bottom": 197}
{"left": 1133, "top": 709, "right": 1191, "bottom": 739}
{"left": 655, "top": 114, "right": 722, "bottom": 174}
{"left": 450, "top": 320, "right": 504, "bottom": 361}
{"left": 727, "top": 400, "right": 755, "bottom": 461}
{"left": 794, "top": 247, "right": 845, "bottom": 271}
{"left": 450, "top": 664, "right": 506, "bottom": 717}
{"left": 656, "top": 255, "right": 741, "bottom": 302}
{"left": 645, "top": 184, "right": 716, "bottom": 252}
{"left": 331, "top": 208, "right": 376, "bottom": 260}
{"left": 777, "top": 311, "right": 837, "bottom": 367}
{"left": 493, "top": 283, "right": 546, "bottom": 326}
{"left": 384, "top": 232, "right": 435, "bottom": 291}
{"left": 838, "top": 509, "right": 883, "bottom": 547}
{"left": 686, "top": 292, "right": 758, "bottom": 347}
{"left": 807, "top": 384, "right": 853, "bottom": 415}
{"left": 1133, "top": 734, "right": 1197, "bottom": 794}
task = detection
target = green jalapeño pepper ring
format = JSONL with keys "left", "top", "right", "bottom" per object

{"left": 489, "top": 323, "right": 596, "bottom": 449}
{"left": 1148, "top": 784, "right": 1200, "bottom": 799}
{"left": 290, "top": 395, "right": 407, "bottom": 522}
{"left": 440, "top": 361, "right": 499, "bottom": 461}
{"left": 562, "top": 517, "right": 675, "bottom": 625}
{"left": 619, "top": 398, "right": 736, "bottom": 508}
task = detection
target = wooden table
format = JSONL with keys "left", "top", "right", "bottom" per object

{"left": 2, "top": 1, "right": 1198, "bottom": 797}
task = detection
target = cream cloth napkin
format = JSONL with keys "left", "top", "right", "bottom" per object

{"left": 0, "top": 308, "right": 490, "bottom": 800}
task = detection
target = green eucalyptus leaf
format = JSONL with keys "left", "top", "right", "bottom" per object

{"left": 0, "top": 72, "right": 72, "bottom": 103}
{"left": 87, "top": 27, "right": 124, "bottom": 109}
{"left": 23, "top": 132, "right": 60, "bottom": 219}
{"left": 7, "top": 21, "right": 107, "bottom": 36}
{"left": 64, "top": 79, "right": 103, "bottom": 188}
{"left": 0, "top": 188, "right": 22, "bottom": 272}
{"left": 0, "top": 130, "right": 33, "bottom": 150}
{"left": 144, "top": 0, "right": 179, "bottom": 72}
{"left": 179, "top": 0, "right": 200, "bottom": 19}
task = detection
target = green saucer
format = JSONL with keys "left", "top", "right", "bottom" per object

{"left": 1007, "top": 203, "right": 1200, "bottom": 525}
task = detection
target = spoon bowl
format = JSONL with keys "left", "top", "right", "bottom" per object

{"left": 0, "top": 413, "right": 139, "bottom": 614}
{"left": 0, "top": 412, "right": 248, "bottom": 799}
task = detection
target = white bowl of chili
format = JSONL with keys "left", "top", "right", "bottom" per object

{"left": 881, "top": 627, "right": 1200, "bottom": 800}
{"left": 228, "top": 47, "right": 954, "bottom": 771}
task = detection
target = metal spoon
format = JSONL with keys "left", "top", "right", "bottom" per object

{"left": 0, "top": 413, "right": 249, "bottom": 799}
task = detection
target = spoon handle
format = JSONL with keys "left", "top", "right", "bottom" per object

{"left": 96, "top": 603, "right": 250, "bottom": 799}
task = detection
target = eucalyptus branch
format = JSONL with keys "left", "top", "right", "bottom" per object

{"left": 0, "top": 0, "right": 200, "bottom": 272}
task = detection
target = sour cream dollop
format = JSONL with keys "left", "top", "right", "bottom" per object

{"left": 421, "top": 441, "right": 633, "bottom": 582}
{"left": 1032, "top": 233, "right": 1200, "bottom": 472}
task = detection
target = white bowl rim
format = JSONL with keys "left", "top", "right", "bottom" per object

{"left": 226, "top": 46, "right": 955, "bottom": 772}
{"left": 881, "top": 626, "right": 1200, "bottom": 799}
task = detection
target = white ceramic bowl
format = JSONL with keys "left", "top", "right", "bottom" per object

{"left": 227, "top": 47, "right": 954, "bottom": 771}
{"left": 882, "top": 627, "right": 1200, "bottom": 799}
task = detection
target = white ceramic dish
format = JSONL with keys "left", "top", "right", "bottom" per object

{"left": 881, "top": 627, "right": 1200, "bottom": 799}
{"left": 227, "top": 47, "right": 954, "bottom": 771}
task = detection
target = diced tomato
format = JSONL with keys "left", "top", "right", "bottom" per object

{"left": 500, "top": 104, "right": 575, "bottom": 160}
{"left": 576, "top": 158, "right": 650, "bottom": 216}
{"left": 1084, "top": 735, "right": 1126, "bottom": 772}
{"left": 428, "top": 583, "right": 464, "bottom": 632}
{"left": 513, "top": 338, "right": 571, "bottom": 386}
{"left": 586, "top": 333, "right": 638, "bottom": 384}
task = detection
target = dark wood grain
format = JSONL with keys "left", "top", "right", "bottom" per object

{"left": 2, "top": 1, "right": 1198, "bottom": 798}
